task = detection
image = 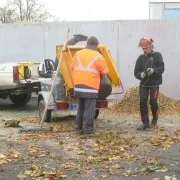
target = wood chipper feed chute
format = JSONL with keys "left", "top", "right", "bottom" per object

{"left": 56, "top": 46, "right": 74, "bottom": 89}
{"left": 56, "top": 44, "right": 124, "bottom": 97}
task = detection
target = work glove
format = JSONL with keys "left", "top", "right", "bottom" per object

{"left": 140, "top": 72, "right": 146, "bottom": 79}
{"left": 147, "top": 68, "right": 154, "bottom": 76}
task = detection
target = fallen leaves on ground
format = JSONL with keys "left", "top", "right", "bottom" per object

{"left": 19, "top": 123, "right": 74, "bottom": 142}
{"left": 20, "top": 117, "right": 41, "bottom": 123}
{"left": 0, "top": 154, "right": 9, "bottom": 165}
{"left": 28, "top": 145, "right": 50, "bottom": 157}
{"left": 59, "top": 161, "right": 93, "bottom": 174}
{"left": 77, "top": 149, "right": 86, "bottom": 155}
{"left": 151, "top": 133, "right": 180, "bottom": 148}
{"left": 1, "top": 107, "right": 179, "bottom": 180}
{"left": 10, "top": 151, "right": 21, "bottom": 158}
{"left": 50, "top": 124, "right": 74, "bottom": 133}
{"left": 144, "top": 157, "right": 163, "bottom": 166}
{"left": 60, "top": 162, "right": 76, "bottom": 171}
{"left": 88, "top": 131, "right": 138, "bottom": 163}
{"left": 122, "top": 170, "right": 138, "bottom": 177}
{"left": 18, "top": 165, "right": 67, "bottom": 179}
{"left": 0, "top": 151, "right": 25, "bottom": 165}
{"left": 20, "top": 134, "right": 38, "bottom": 141}
{"left": 103, "top": 86, "right": 180, "bottom": 116}
{"left": 19, "top": 133, "right": 54, "bottom": 141}
{"left": 76, "top": 165, "right": 92, "bottom": 174}
{"left": 141, "top": 165, "right": 168, "bottom": 176}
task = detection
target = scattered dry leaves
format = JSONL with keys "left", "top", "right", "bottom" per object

{"left": 0, "top": 154, "right": 9, "bottom": 165}
{"left": 141, "top": 165, "right": 168, "bottom": 176}
{"left": 50, "top": 124, "right": 74, "bottom": 132}
{"left": 20, "top": 165, "right": 67, "bottom": 179}
{"left": 104, "top": 86, "right": 180, "bottom": 115}
{"left": 10, "top": 151, "right": 21, "bottom": 159}
{"left": 90, "top": 131, "right": 138, "bottom": 163}
{"left": 28, "top": 145, "right": 50, "bottom": 157}
{"left": 60, "top": 162, "right": 76, "bottom": 171}
{"left": 151, "top": 133, "right": 180, "bottom": 148}
{"left": 122, "top": 170, "right": 138, "bottom": 177}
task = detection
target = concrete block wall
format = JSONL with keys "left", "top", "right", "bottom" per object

{"left": 0, "top": 20, "right": 179, "bottom": 99}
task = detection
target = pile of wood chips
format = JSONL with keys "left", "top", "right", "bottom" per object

{"left": 108, "top": 86, "right": 180, "bottom": 116}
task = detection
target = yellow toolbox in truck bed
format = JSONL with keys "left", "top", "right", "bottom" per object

{"left": 17, "top": 62, "right": 37, "bottom": 80}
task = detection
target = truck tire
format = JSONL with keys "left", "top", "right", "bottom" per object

{"left": 9, "top": 93, "right": 31, "bottom": 106}
{"left": 38, "top": 99, "right": 52, "bottom": 122}
{"left": 95, "top": 109, "right": 99, "bottom": 119}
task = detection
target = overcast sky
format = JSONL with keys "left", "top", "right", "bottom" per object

{"left": 0, "top": 0, "right": 150, "bottom": 21}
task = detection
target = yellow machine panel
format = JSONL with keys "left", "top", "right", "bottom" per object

{"left": 56, "top": 45, "right": 123, "bottom": 95}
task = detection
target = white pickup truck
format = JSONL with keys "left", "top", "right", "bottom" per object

{"left": 0, "top": 62, "right": 41, "bottom": 105}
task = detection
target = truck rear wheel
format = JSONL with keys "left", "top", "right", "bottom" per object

{"left": 9, "top": 93, "right": 31, "bottom": 106}
{"left": 38, "top": 99, "right": 52, "bottom": 122}
{"left": 95, "top": 109, "right": 99, "bottom": 119}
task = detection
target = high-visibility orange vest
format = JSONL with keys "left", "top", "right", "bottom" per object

{"left": 72, "top": 48, "right": 109, "bottom": 91}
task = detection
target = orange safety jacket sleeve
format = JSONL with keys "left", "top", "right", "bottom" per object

{"left": 95, "top": 56, "right": 109, "bottom": 75}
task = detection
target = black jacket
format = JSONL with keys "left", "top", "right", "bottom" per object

{"left": 134, "top": 51, "right": 165, "bottom": 87}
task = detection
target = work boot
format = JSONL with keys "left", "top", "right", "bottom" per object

{"left": 75, "top": 128, "right": 84, "bottom": 135}
{"left": 137, "top": 123, "right": 150, "bottom": 131}
{"left": 84, "top": 133, "right": 95, "bottom": 138}
{"left": 151, "top": 119, "right": 157, "bottom": 128}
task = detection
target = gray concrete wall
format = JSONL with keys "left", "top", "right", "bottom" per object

{"left": 0, "top": 20, "right": 179, "bottom": 99}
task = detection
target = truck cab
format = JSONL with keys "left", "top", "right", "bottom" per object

{"left": 0, "top": 62, "right": 41, "bottom": 105}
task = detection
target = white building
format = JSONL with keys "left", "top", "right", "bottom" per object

{"left": 149, "top": 0, "right": 180, "bottom": 19}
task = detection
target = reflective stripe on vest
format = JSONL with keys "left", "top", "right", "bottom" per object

{"left": 74, "top": 87, "right": 98, "bottom": 93}
{"left": 102, "top": 68, "right": 109, "bottom": 74}
{"left": 74, "top": 53, "right": 103, "bottom": 74}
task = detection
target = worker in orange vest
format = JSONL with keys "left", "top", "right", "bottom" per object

{"left": 134, "top": 37, "right": 165, "bottom": 130}
{"left": 72, "top": 36, "right": 109, "bottom": 136}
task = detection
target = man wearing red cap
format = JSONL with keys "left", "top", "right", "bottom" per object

{"left": 134, "top": 37, "right": 165, "bottom": 130}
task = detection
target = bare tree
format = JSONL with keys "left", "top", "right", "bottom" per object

{"left": 0, "top": 1, "right": 17, "bottom": 23}
{"left": 0, "top": 0, "right": 51, "bottom": 23}
{"left": 12, "top": 0, "right": 51, "bottom": 22}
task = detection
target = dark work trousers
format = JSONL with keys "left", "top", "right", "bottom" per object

{"left": 75, "top": 98, "right": 96, "bottom": 134}
{"left": 139, "top": 86, "right": 159, "bottom": 125}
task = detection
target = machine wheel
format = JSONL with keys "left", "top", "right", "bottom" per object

{"left": 95, "top": 109, "right": 99, "bottom": 119}
{"left": 9, "top": 93, "right": 31, "bottom": 106}
{"left": 38, "top": 99, "right": 52, "bottom": 122}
